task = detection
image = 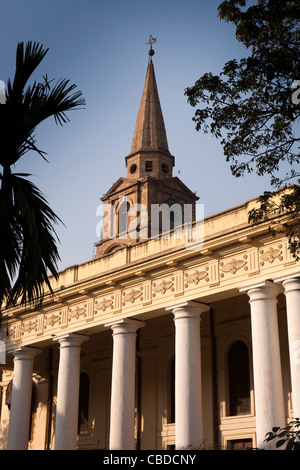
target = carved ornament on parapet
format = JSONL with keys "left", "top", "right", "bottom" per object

{"left": 219, "top": 256, "right": 248, "bottom": 277}
{"left": 44, "top": 313, "right": 61, "bottom": 328}
{"left": 152, "top": 279, "right": 174, "bottom": 295}
{"left": 123, "top": 287, "right": 143, "bottom": 305}
{"left": 22, "top": 319, "right": 37, "bottom": 334}
{"left": 7, "top": 326, "right": 16, "bottom": 340}
{"left": 259, "top": 245, "right": 283, "bottom": 265}
{"left": 94, "top": 297, "right": 114, "bottom": 312}
{"left": 68, "top": 305, "right": 87, "bottom": 321}
{"left": 184, "top": 268, "right": 209, "bottom": 286}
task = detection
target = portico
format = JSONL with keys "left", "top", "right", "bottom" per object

{"left": 2, "top": 223, "right": 300, "bottom": 450}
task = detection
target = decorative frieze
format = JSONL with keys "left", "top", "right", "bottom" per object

{"left": 142, "top": 281, "right": 152, "bottom": 304}
{"left": 114, "top": 292, "right": 122, "bottom": 312}
{"left": 3, "top": 240, "right": 300, "bottom": 348}
{"left": 95, "top": 297, "right": 113, "bottom": 312}
{"left": 7, "top": 326, "right": 16, "bottom": 340}
{"left": 153, "top": 280, "right": 173, "bottom": 295}
{"left": 22, "top": 319, "right": 37, "bottom": 335}
{"left": 69, "top": 305, "right": 86, "bottom": 321}
{"left": 184, "top": 269, "right": 209, "bottom": 287}
{"left": 259, "top": 245, "right": 283, "bottom": 265}
{"left": 219, "top": 257, "right": 247, "bottom": 277}
{"left": 283, "top": 240, "right": 296, "bottom": 266}
{"left": 247, "top": 249, "right": 259, "bottom": 275}
{"left": 60, "top": 308, "right": 68, "bottom": 328}
{"left": 36, "top": 315, "right": 44, "bottom": 335}
{"left": 85, "top": 300, "right": 94, "bottom": 321}
{"left": 122, "top": 287, "right": 143, "bottom": 305}
{"left": 45, "top": 313, "right": 61, "bottom": 327}
{"left": 173, "top": 272, "right": 184, "bottom": 296}
{"left": 208, "top": 261, "right": 219, "bottom": 285}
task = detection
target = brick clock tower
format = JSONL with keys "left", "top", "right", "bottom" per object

{"left": 95, "top": 40, "right": 198, "bottom": 257}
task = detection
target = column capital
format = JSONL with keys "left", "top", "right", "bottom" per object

{"left": 166, "top": 300, "right": 210, "bottom": 318}
{"left": 277, "top": 276, "right": 300, "bottom": 293}
{"left": 9, "top": 346, "right": 41, "bottom": 361}
{"left": 105, "top": 318, "right": 145, "bottom": 335}
{"left": 239, "top": 280, "right": 283, "bottom": 301}
{"left": 53, "top": 332, "right": 89, "bottom": 348}
{"left": 273, "top": 271, "right": 300, "bottom": 285}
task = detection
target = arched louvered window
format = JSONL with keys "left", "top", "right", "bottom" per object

{"left": 78, "top": 373, "right": 89, "bottom": 434}
{"left": 228, "top": 341, "right": 251, "bottom": 416}
{"left": 118, "top": 200, "right": 130, "bottom": 235}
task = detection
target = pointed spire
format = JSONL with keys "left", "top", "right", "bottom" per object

{"left": 130, "top": 59, "right": 170, "bottom": 156}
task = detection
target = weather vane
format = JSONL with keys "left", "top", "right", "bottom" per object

{"left": 146, "top": 35, "right": 157, "bottom": 59}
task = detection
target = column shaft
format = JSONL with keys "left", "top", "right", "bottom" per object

{"left": 7, "top": 347, "right": 40, "bottom": 450}
{"left": 106, "top": 319, "right": 144, "bottom": 450}
{"left": 54, "top": 333, "right": 88, "bottom": 450}
{"left": 241, "top": 281, "right": 285, "bottom": 449}
{"left": 282, "top": 278, "right": 300, "bottom": 420}
{"left": 168, "top": 301, "right": 209, "bottom": 450}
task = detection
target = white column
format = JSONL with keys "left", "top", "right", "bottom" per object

{"left": 54, "top": 333, "right": 88, "bottom": 450}
{"left": 167, "top": 301, "right": 210, "bottom": 450}
{"left": 7, "top": 347, "right": 41, "bottom": 450}
{"left": 106, "top": 318, "right": 145, "bottom": 450}
{"left": 281, "top": 277, "right": 300, "bottom": 420}
{"left": 240, "top": 281, "right": 285, "bottom": 449}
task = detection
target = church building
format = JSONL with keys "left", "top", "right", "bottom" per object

{"left": 1, "top": 43, "right": 300, "bottom": 451}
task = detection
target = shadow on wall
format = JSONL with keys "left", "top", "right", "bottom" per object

{"left": 0, "top": 418, "right": 9, "bottom": 449}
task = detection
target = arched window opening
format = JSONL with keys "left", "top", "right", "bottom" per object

{"left": 163, "top": 199, "right": 182, "bottom": 231}
{"left": 104, "top": 243, "right": 124, "bottom": 255}
{"left": 118, "top": 200, "right": 130, "bottom": 235}
{"left": 228, "top": 341, "right": 251, "bottom": 416}
{"left": 78, "top": 373, "right": 89, "bottom": 435}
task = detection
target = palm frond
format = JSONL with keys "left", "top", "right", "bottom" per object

{"left": 0, "top": 41, "right": 85, "bottom": 314}
{"left": 0, "top": 171, "right": 21, "bottom": 304}
{"left": 0, "top": 172, "right": 62, "bottom": 308}
{"left": 43, "top": 78, "right": 86, "bottom": 126}
{"left": 22, "top": 76, "right": 85, "bottom": 127}
{"left": 2, "top": 41, "right": 85, "bottom": 167}
{"left": 6, "top": 42, "right": 48, "bottom": 105}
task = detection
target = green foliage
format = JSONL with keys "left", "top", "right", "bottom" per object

{"left": 0, "top": 41, "right": 85, "bottom": 312}
{"left": 185, "top": 0, "right": 300, "bottom": 256}
{"left": 265, "top": 419, "right": 300, "bottom": 450}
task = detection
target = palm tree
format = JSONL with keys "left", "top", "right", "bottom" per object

{"left": 0, "top": 41, "right": 85, "bottom": 316}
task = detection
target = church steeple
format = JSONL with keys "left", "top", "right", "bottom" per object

{"left": 94, "top": 40, "right": 198, "bottom": 258}
{"left": 125, "top": 42, "right": 174, "bottom": 180}
{"left": 130, "top": 60, "right": 170, "bottom": 156}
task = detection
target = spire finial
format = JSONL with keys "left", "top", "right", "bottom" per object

{"left": 146, "top": 35, "right": 157, "bottom": 60}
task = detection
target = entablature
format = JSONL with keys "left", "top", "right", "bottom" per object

{"left": 2, "top": 230, "right": 299, "bottom": 352}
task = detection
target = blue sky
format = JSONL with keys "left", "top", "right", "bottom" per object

{"left": 1, "top": 0, "right": 273, "bottom": 271}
